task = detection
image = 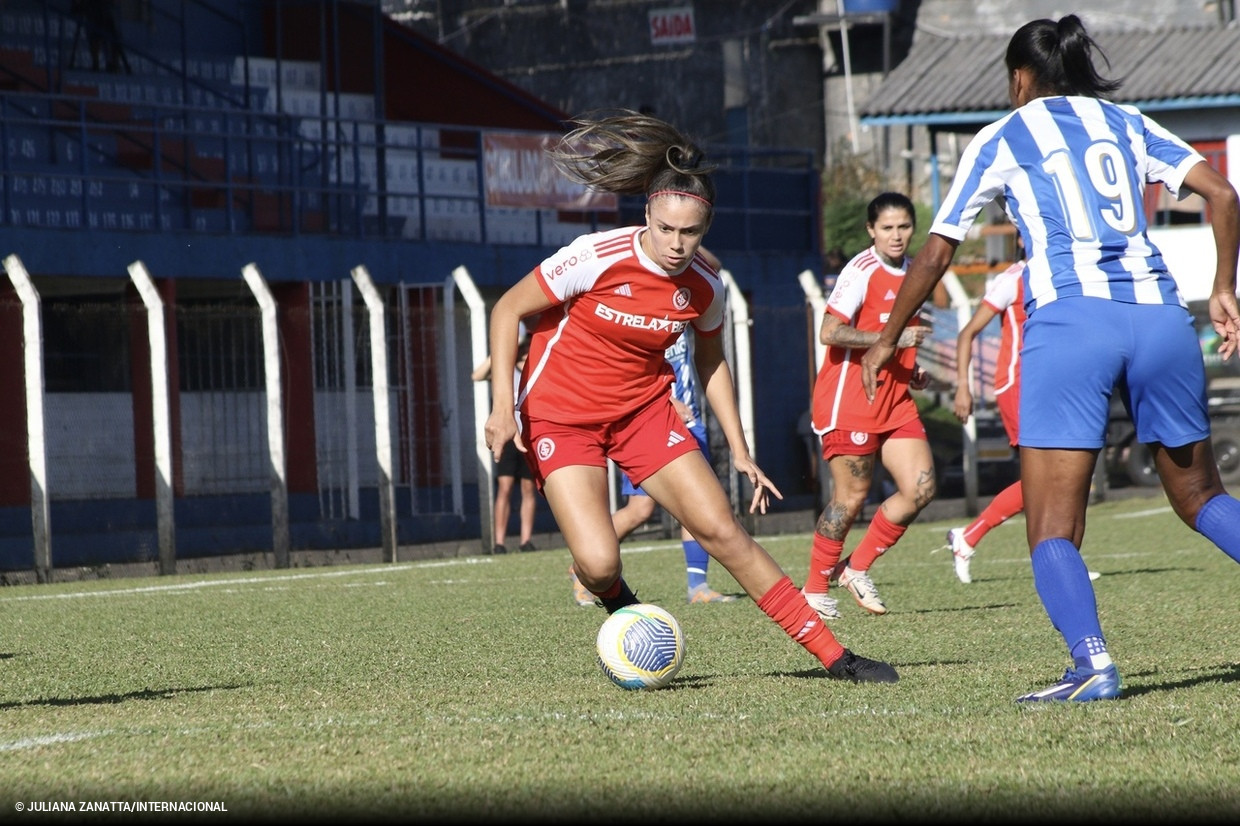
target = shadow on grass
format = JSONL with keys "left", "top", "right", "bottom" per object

{"left": 1115, "top": 663, "right": 1240, "bottom": 698}
{"left": 774, "top": 659, "right": 969, "bottom": 680}
{"left": 0, "top": 683, "right": 248, "bottom": 710}
{"left": 915, "top": 602, "right": 1021, "bottom": 613}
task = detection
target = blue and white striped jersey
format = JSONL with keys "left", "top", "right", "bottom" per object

{"left": 930, "top": 96, "right": 1204, "bottom": 313}
{"left": 665, "top": 330, "right": 701, "bottom": 424}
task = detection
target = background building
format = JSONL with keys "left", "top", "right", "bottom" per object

{"left": 385, "top": 0, "right": 1239, "bottom": 206}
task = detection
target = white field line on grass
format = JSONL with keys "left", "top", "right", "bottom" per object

{"left": 0, "top": 559, "right": 495, "bottom": 603}
{"left": 0, "top": 503, "right": 1181, "bottom": 606}
{"left": 0, "top": 730, "right": 106, "bottom": 752}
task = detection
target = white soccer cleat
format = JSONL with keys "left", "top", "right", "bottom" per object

{"left": 837, "top": 566, "right": 888, "bottom": 615}
{"left": 946, "top": 527, "right": 975, "bottom": 584}
{"left": 801, "top": 588, "right": 841, "bottom": 620}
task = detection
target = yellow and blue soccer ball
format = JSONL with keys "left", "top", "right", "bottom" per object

{"left": 595, "top": 603, "right": 685, "bottom": 690}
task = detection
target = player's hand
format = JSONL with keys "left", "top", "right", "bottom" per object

{"left": 952, "top": 387, "right": 974, "bottom": 423}
{"left": 734, "top": 456, "right": 783, "bottom": 514}
{"left": 860, "top": 341, "right": 896, "bottom": 402}
{"left": 483, "top": 409, "right": 523, "bottom": 463}
{"left": 897, "top": 325, "right": 931, "bottom": 348}
{"left": 670, "top": 398, "right": 695, "bottom": 425}
{"left": 910, "top": 364, "right": 930, "bottom": 391}
{"left": 1210, "top": 289, "right": 1240, "bottom": 361}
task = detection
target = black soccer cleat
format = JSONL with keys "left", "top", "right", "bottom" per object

{"left": 599, "top": 579, "right": 640, "bottom": 614}
{"left": 826, "top": 649, "right": 899, "bottom": 683}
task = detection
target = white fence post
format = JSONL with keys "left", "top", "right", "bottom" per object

{"left": 351, "top": 265, "right": 398, "bottom": 563}
{"left": 941, "top": 270, "right": 979, "bottom": 514}
{"left": 127, "top": 260, "right": 177, "bottom": 575}
{"left": 3, "top": 254, "right": 52, "bottom": 582}
{"left": 451, "top": 266, "right": 493, "bottom": 553}
{"left": 241, "top": 263, "right": 291, "bottom": 568}
{"left": 721, "top": 269, "right": 755, "bottom": 516}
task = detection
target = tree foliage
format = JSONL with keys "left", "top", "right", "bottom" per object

{"left": 819, "top": 148, "right": 939, "bottom": 259}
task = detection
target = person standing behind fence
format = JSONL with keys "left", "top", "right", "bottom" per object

{"left": 483, "top": 108, "right": 897, "bottom": 683}
{"left": 801, "top": 192, "right": 935, "bottom": 622}
{"left": 472, "top": 339, "right": 538, "bottom": 555}
{"left": 861, "top": 15, "right": 1240, "bottom": 702}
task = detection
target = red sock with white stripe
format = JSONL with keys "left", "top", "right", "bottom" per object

{"left": 757, "top": 575, "right": 846, "bottom": 669}
{"left": 804, "top": 533, "right": 844, "bottom": 593}
{"left": 847, "top": 509, "right": 905, "bottom": 572}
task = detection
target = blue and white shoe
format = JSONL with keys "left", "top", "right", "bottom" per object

{"left": 1016, "top": 664, "right": 1121, "bottom": 703}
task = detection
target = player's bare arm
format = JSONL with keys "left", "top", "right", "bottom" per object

{"left": 820, "top": 314, "right": 929, "bottom": 349}
{"left": 484, "top": 272, "right": 551, "bottom": 459}
{"left": 1182, "top": 161, "right": 1240, "bottom": 360}
{"left": 953, "top": 303, "right": 997, "bottom": 421}
{"left": 861, "top": 234, "right": 958, "bottom": 400}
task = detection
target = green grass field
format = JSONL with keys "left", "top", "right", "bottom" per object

{"left": 2, "top": 495, "right": 1237, "bottom": 823}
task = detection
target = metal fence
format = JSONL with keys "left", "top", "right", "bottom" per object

{"left": 0, "top": 254, "right": 756, "bottom": 580}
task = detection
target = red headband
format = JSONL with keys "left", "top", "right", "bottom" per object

{"left": 648, "top": 190, "right": 713, "bottom": 206}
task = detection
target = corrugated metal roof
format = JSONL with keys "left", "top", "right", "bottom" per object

{"left": 860, "top": 25, "right": 1240, "bottom": 127}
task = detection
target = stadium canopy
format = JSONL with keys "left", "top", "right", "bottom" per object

{"left": 859, "top": 25, "right": 1240, "bottom": 132}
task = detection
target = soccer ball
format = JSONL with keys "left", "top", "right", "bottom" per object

{"left": 595, "top": 603, "right": 685, "bottom": 690}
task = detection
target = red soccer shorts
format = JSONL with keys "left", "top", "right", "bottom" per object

{"left": 820, "top": 417, "right": 927, "bottom": 461}
{"left": 521, "top": 396, "right": 699, "bottom": 491}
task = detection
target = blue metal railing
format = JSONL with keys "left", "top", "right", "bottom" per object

{"left": 2, "top": 84, "right": 821, "bottom": 249}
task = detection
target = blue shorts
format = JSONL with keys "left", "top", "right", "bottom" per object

{"left": 621, "top": 422, "right": 710, "bottom": 496}
{"left": 1019, "top": 297, "right": 1209, "bottom": 450}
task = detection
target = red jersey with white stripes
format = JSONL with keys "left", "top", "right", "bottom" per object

{"left": 812, "top": 246, "right": 922, "bottom": 434}
{"left": 520, "top": 226, "right": 725, "bottom": 425}
{"left": 981, "top": 261, "right": 1026, "bottom": 397}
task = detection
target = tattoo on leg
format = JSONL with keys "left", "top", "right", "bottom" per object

{"left": 816, "top": 501, "right": 854, "bottom": 540}
{"left": 846, "top": 454, "right": 874, "bottom": 480}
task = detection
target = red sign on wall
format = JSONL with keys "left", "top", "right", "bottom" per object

{"left": 483, "top": 133, "right": 618, "bottom": 211}
{"left": 649, "top": 6, "right": 696, "bottom": 46}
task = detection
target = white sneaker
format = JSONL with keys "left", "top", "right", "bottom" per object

{"left": 837, "top": 566, "right": 888, "bottom": 615}
{"left": 946, "top": 528, "right": 975, "bottom": 584}
{"left": 801, "top": 588, "right": 841, "bottom": 620}
{"left": 1088, "top": 570, "right": 1101, "bottom": 581}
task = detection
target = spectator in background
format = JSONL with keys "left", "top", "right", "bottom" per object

{"left": 472, "top": 339, "right": 537, "bottom": 554}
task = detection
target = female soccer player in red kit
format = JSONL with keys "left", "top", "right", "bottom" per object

{"left": 482, "top": 109, "right": 897, "bottom": 683}
{"left": 802, "top": 192, "right": 935, "bottom": 620}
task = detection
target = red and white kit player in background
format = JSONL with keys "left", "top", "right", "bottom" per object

{"left": 802, "top": 192, "right": 935, "bottom": 621}
{"left": 482, "top": 109, "right": 897, "bottom": 683}
{"left": 946, "top": 257, "right": 1101, "bottom": 584}
{"left": 945, "top": 259, "right": 1027, "bottom": 583}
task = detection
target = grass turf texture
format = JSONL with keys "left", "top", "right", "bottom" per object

{"left": 1, "top": 494, "right": 1237, "bottom": 823}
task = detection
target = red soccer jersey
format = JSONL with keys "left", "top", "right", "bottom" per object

{"left": 519, "top": 226, "right": 725, "bottom": 425}
{"left": 981, "top": 261, "right": 1026, "bottom": 397}
{"left": 811, "top": 246, "right": 922, "bottom": 434}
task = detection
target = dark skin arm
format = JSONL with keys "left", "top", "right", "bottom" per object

{"left": 860, "top": 233, "right": 959, "bottom": 400}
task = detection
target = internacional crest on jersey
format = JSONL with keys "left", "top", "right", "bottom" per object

{"left": 521, "top": 226, "right": 725, "bottom": 425}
